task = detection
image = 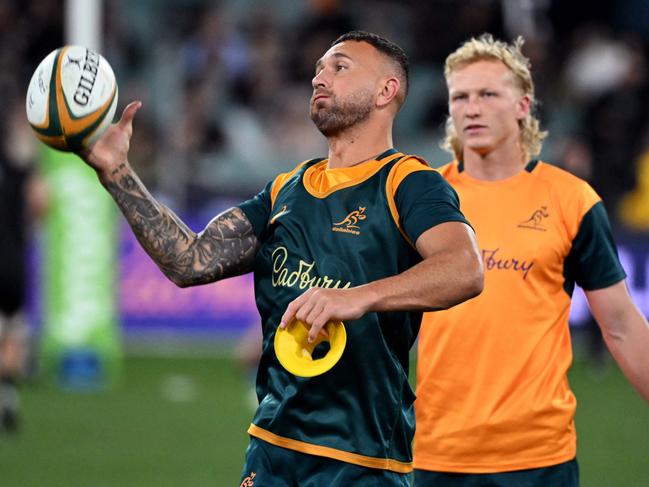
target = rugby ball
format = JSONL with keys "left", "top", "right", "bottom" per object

{"left": 26, "top": 45, "right": 118, "bottom": 152}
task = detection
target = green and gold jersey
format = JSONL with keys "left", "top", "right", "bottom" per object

{"left": 415, "top": 160, "right": 626, "bottom": 473}
{"left": 238, "top": 149, "right": 468, "bottom": 473}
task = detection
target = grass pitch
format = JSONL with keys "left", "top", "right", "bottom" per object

{"left": 1, "top": 352, "right": 647, "bottom": 486}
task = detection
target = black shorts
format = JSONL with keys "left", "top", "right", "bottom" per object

{"left": 414, "top": 458, "right": 579, "bottom": 487}
{"left": 0, "top": 280, "right": 25, "bottom": 316}
{"left": 0, "top": 254, "right": 26, "bottom": 315}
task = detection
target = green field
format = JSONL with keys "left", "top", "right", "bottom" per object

{"left": 1, "top": 351, "right": 647, "bottom": 487}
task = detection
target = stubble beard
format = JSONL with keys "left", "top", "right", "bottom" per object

{"left": 310, "top": 89, "right": 375, "bottom": 137}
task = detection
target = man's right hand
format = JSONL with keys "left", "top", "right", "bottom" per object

{"left": 79, "top": 101, "right": 142, "bottom": 176}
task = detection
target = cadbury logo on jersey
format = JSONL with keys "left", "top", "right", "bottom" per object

{"left": 271, "top": 246, "right": 352, "bottom": 290}
{"left": 482, "top": 248, "right": 534, "bottom": 279}
{"left": 518, "top": 205, "right": 549, "bottom": 231}
{"left": 332, "top": 206, "right": 366, "bottom": 236}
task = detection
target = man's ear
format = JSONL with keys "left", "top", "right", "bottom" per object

{"left": 516, "top": 94, "right": 531, "bottom": 120}
{"left": 377, "top": 77, "right": 401, "bottom": 108}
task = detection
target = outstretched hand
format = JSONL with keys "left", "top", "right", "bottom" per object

{"left": 78, "top": 101, "right": 142, "bottom": 174}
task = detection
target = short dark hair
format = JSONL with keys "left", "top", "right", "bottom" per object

{"left": 332, "top": 30, "right": 410, "bottom": 100}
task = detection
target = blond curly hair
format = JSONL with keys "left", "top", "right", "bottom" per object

{"left": 442, "top": 34, "right": 547, "bottom": 161}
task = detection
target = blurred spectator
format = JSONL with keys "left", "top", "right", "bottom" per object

{"left": 553, "top": 134, "right": 611, "bottom": 372}
{"left": 560, "top": 28, "right": 649, "bottom": 222}
{"left": 619, "top": 142, "right": 649, "bottom": 230}
{"left": 233, "top": 322, "right": 263, "bottom": 413}
{"left": 24, "top": 0, "right": 631, "bottom": 219}
{"left": 411, "top": 0, "right": 505, "bottom": 66}
{"left": 5, "top": 3, "right": 649, "bottom": 339}
{"left": 0, "top": 100, "right": 48, "bottom": 433}
{"left": 288, "top": 0, "right": 357, "bottom": 84}
{"left": 551, "top": 28, "right": 649, "bottom": 374}
{"left": 0, "top": 0, "right": 58, "bottom": 435}
{"left": 5, "top": 0, "right": 649, "bottom": 213}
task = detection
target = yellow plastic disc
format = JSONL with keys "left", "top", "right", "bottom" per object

{"left": 274, "top": 319, "right": 347, "bottom": 377}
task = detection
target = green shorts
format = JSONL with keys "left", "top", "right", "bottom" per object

{"left": 413, "top": 458, "right": 579, "bottom": 487}
{"left": 239, "top": 437, "right": 412, "bottom": 487}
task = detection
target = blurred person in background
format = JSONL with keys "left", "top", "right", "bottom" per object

{"left": 414, "top": 34, "right": 649, "bottom": 487}
{"left": 0, "top": 99, "right": 48, "bottom": 433}
{"left": 566, "top": 30, "right": 649, "bottom": 224}
{"left": 233, "top": 321, "right": 263, "bottom": 413}
{"left": 619, "top": 138, "right": 649, "bottom": 229}
{"left": 553, "top": 30, "right": 649, "bottom": 376}
{"left": 76, "top": 31, "right": 483, "bottom": 486}
{"left": 552, "top": 134, "right": 612, "bottom": 374}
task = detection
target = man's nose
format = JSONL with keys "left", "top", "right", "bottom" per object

{"left": 312, "top": 69, "right": 329, "bottom": 89}
{"left": 465, "top": 95, "right": 481, "bottom": 117}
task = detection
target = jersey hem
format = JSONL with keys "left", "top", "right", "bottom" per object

{"left": 248, "top": 423, "right": 413, "bottom": 473}
{"left": 579, "top": 272, "right": 626, "bottom": 292}
{"left": 413, "top": 449, "right": 577, "bottom": 474}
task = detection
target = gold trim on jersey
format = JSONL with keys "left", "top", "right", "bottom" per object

{"left": 247, "top": 424, "right": 414, "bottom": 473}
{"left": 270, "top": 160, "right": 314, "bottom": 210}
{"left": 385, "top": 156, "right": 433, "bottom": 248}
{"left": 269, "top": 152, "right": 432, "bottom": 249}
{"left": 302, "top": 152, "right": 404, "bottom": 199}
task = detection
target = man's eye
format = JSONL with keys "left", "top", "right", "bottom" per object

{"left": 336, "top": 64, "right": 347, "bottom": 71}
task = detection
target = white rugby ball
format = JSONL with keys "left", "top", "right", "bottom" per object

{"left": 26, "top": 45, "right": 118, "bottom": 152}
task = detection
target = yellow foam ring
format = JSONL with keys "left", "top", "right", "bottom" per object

{"left": 274, "top": 319, "right": 346, "bottom": 377}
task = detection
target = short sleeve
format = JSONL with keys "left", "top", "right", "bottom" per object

{"left": 395, "top": 169, "right": 471, "bottom": 244}
{"left": 237, "top": 180, "right": 273, "bottom": 238}
{"left": 564, "top": 201, "right": 626, "bottom": 291}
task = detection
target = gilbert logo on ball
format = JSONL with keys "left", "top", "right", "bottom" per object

{"left": 26, "top": 45, "right": 118, "bottom": 152}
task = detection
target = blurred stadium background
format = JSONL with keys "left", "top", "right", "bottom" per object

{"left": 1, "top": 0, "right": 648, "bottom": 485}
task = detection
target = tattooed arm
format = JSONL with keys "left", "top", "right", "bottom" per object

{"left": 79, "top": 102, "right": 259, "bottom": 287}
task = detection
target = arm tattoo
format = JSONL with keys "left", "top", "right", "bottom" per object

{"left": 104, "top": 168, "right": 258, "bottom": 286}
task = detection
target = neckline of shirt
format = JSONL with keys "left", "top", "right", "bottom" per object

{"left": 455, "top": 160, "right": 540, "bottom": 186}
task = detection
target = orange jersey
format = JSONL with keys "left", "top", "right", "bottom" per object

{"left": 414, "top": 160, "right": 626, "bottom": 473}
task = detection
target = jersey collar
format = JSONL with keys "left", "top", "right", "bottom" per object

{"left": 457, "top": 159, "right": 539, "bottom": 173}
